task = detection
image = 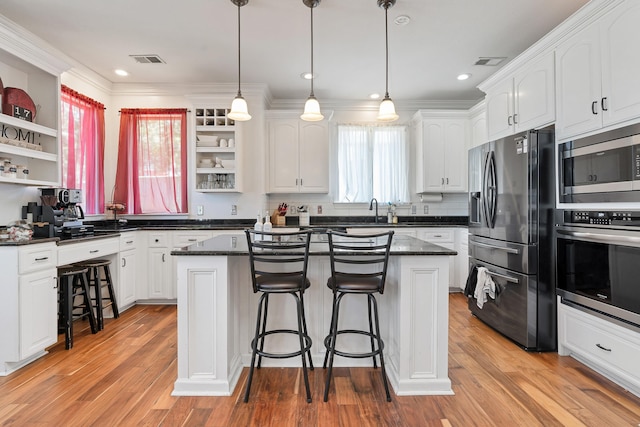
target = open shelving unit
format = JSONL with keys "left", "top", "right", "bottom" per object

{"left": 194, "top": 107, "right": 241, "bottom": 193}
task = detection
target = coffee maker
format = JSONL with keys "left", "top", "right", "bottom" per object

{"left": 29, "top": 188, "right": 94, "bottom": 239}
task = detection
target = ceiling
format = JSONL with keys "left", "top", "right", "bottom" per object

{"left": 0, "top": 0, "right": 589, "bottom": 104}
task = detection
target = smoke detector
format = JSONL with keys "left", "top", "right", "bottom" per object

{"left": 129, "top": 54, "right": 166, "bottom": 64}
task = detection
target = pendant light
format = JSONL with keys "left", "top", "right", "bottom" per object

{"left": 228, "top": 0, "right": 251, "bottom": 121}
{"left": 377, "top": 0, "right": 399, "bottom": 122}
{"left": 301, "top": 0, "right": 324, "bottom": 121}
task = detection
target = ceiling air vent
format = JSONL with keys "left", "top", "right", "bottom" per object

{"left": 474, "top": 57, "right": 507, "bottom": 66}
{"left": 130, "top": 54, "right": 165, "bottom": 64}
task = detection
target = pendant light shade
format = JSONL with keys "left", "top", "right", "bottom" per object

{"left": 377, "top": 0, "right": 399, "bottom": 122}
{"left": 301, "top": 0, "right": 324, "bottom": 121}
{"left": 228, "top": 0, "right": 251, "bottom": 121}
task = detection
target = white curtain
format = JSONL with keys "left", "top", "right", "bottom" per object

{"left": 337, "top": 124, "right": 409, "bottom": 203}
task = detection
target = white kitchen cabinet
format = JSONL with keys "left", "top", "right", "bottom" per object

{"left": 558, "top": 300, "right": 640, "bottom": 398}
{"left": 0, "top": 241, "right": 57, "bottom": 375}
{"left": 485, "top": 51, "right": 555, "bottom": 141}
{"left": 0, "top": 20, "right": 68, "bottom": 186}
{"left": 556, "top": 1, "right": 640, "bottom": 141}
{"left": 19, "top": 269, "right": 57, "bottom": 359}
{"left": 470, "top": 108, "right": 488, "bottom": 148}
{"left": 456, "top": 228, "right": 469, "bottom": 292}
{"left": 413, "top": 111, "right": 469, "bottom": 193}
{"left": 193, "top": 107, "right": 242, "bottom": 193}
{"left": 266, "top": 114, "right": 329, "bottom": 193}
{"left": 118, "top": 232, "right": 139, "bottom": 311}
{"left": 146, "top": 232, "right": 173, "bottom": 300}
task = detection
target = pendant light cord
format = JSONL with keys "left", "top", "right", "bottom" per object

{"left": 384, "top": 3, "right": 389, "bottom": 98}
{"left": 236, "top": 2, "right": 242, "bottom": 97}
{"left": 310, "top": 6, "right": 315, "bottom": 96}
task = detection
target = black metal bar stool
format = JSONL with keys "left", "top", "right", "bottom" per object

{"left": 75, "top": 259, "right": 119, "bottom": 331}
{"left": 57, "top": 265, "right": 98, "bottom": 350}
{"left": 243, "top": 229, "right": 314, "bottom": 403}
{"left": 323, "top": 230, "right": 394, "bottom": 402}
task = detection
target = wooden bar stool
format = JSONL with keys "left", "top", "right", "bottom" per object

{"left": 76, "top": 259, "right": 119, "bottom": 331}
{"left": 243, "top": 229, "right": 314, "bottom": 403}
{"left": 323, "top": 230, "right": 394, "bottom": 402}
{"left": 57, "top": 265, "right": 98, "bottom": 350}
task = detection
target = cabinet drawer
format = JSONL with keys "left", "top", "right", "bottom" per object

{"left": 172, "top": 232, "right": 213, "bottom": 248}
{"left": 419, "top": 229, "right": 455, "bottom": 243}
{"left": 147, "top": 232, "right": 170, "bottom": 248}
{"left": 19, "top": 243, "right": 57, "bottom": 274}
{"left": 561, "top": 304, "right": 640, "bottom": 380}
{"left": 119, "top": 232, "right": 138, "bottom": 250}
{"left": 58, "top": 238, "right": 119, "bottom": 265}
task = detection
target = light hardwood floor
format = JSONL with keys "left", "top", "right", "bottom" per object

{"left": 0, "top": 293, "right": 639, "bottom": 426}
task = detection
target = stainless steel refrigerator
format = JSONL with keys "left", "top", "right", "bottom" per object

{"left": 467, "top": 126, "right": 556, "bottom": 351}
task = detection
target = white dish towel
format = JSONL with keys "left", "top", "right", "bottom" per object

{"left": 474, "top": 266, "right": 497, "bottom": 309}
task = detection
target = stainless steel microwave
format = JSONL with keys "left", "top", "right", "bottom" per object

{"left": 559, "top": 123, "right": 640, "bottom": 203}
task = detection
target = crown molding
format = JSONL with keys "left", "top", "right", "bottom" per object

{"left": 0, "top": 14, "right": 70, "bottom": 75}
{"left": 478, "top": 0, "right": 622, "bottom": 93}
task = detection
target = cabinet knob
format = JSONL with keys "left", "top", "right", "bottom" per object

{"left": 513, "top": 113, "right": 518, "bottom": 124}
{"left": 601, "top": 97, "right": 608, "bottom": 112}
{"left": 122, "top": 258, "right": 127, "bottom": 267}
{"left": 592, "top": 101, "right": 598, "bottom": 115}
{"left": 507, "top": 115, "right": 513, "bottom": 126}
{"left": 155, "top": 238, "right": 160, "bottom": 243}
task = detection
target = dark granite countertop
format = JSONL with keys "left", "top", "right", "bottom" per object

{"left": 88, "top": 216, "right": 468, "bottom": 232}
{"left": 1, "top": 216, "right": 468, "bottom": 247}
{"left": 0, "top": 236, "right": 59, "bottom": 246}
{"left": 171, "top": 232, "right": 457, "bottom": 257}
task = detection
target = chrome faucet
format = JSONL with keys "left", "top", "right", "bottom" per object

{"left": 369, "top": 198, "right": 379, "bottom": 223}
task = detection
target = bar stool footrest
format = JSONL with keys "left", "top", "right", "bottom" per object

{"left": 252, "top": 329, "right": 312, "bottom": 359}
{"left": 324, "top": 329, "right": 384, "bottom": 359}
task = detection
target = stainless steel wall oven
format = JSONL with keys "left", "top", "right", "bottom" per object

{"left": 557, "top": 210, "right": 640, "bottom": 330}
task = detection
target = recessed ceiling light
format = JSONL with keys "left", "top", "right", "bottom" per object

{"left": 394, "top": 15, "right": 410, "bottom": 26}
{"left": 300, "top": 72, "right": 315, "bottom": 80}
{"left": 457, "top": 73, "right": 471, "bottom": 81}
{"left": 369, "top": 93, "right": 381, "bottom": 100}
{"left": 115, "top": 69, "right": 129, "bottom": 76}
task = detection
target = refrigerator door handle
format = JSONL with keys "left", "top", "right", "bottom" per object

{"left": 486, "top": 270, "right": 519, "bottom": 284}
{"left": 472, "top": 241, "right": 519, "bottom": 254}
{"left": 483, "top": 150, "right": 498, "bottom": 228}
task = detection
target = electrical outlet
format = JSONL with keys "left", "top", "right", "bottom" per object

{"left": 289, "top": 205, "right": 296, "bottom": 214}
{"left": 411, "top": 205, "right": 417, "bottom": 215}
{"left": 197, "top": 205, "right": 204, "bottom": 216}
{"left": 317, "top": 205, "right": 323, "bottom": 214}
{"left": 423, "top": 205, "right": 429, "bottom": 214}
{"left": 231, "top": 204, "right": 237, "bottom": 215}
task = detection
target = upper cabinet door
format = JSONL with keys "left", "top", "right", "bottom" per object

{"left": 514, "top": 51, "right": 555, "bottom": 133}
{"left": 298, "top": 122, "right": 329, "bottom": 193}
{"left": 555, "top": 24, "right": 602, "bottom": 141}
{"left": 600, "top": 1, "right": 640, "bottom": 127}
{"left": 443, "top": 120, "right": 468, "bottom": 193}
{"left": 268, "top": 120, "right": 300, "bottom": 193}
{"left": 485, "top": 79, "right": 514, "bottom": 141}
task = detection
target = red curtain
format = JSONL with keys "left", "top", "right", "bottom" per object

{"left": 60, "top": 85, "right": 105, "bottom": 214}
{"left": 114, "top": 108, "right": 187, "bottom": 214}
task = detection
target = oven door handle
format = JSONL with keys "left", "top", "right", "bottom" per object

{"left": 557, "top": 229, "right": 640, "bottom": 245}
{"left": 472, "top": 241, "right": 519, "bottom": 254}
{"left": 486, "top": 270, "right": 519, "bottom": 284}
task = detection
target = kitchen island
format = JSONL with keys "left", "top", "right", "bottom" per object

{"left": 171, "top": 232, "right": 456, "bottom": 397}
